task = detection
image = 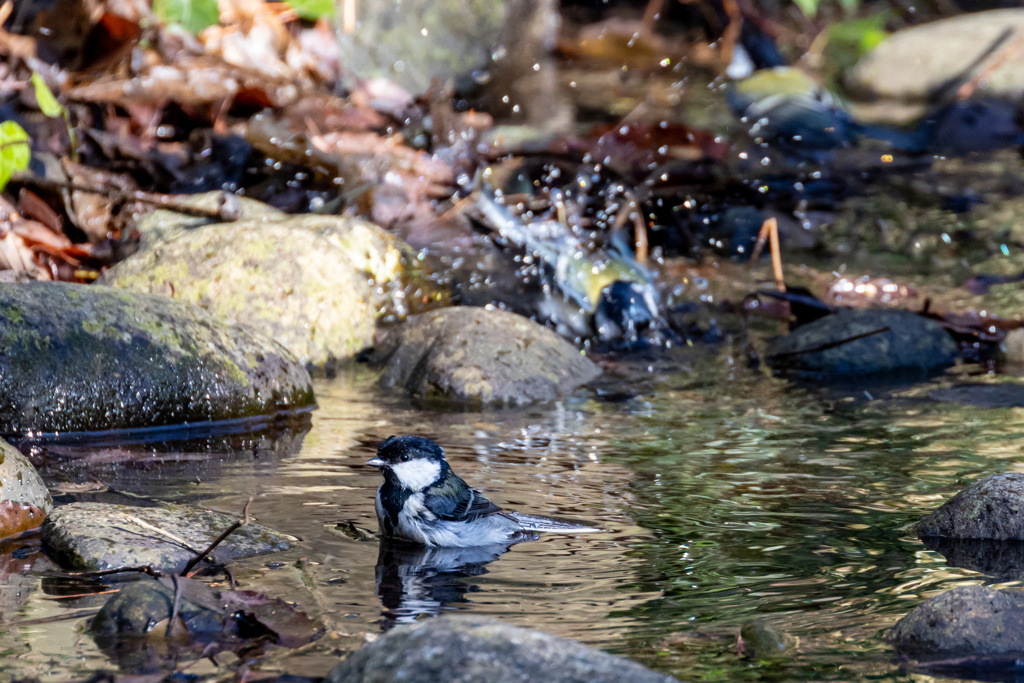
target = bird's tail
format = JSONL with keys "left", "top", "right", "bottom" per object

{"left": 504, "top": 512, "right": 601, "bottom": 534}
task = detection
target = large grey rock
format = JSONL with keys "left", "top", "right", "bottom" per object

{"left": 0, "top": 439, "right": 51, "bottom": 514}
{"left": 850, "top": 11, "right": 1024, "bottom": 108}
{"left": 918, "top": 473, "right": 1024, "bottom": 540}
{"left": 42, "top": 502, "right": 292, "bottom": 572}
{"left": 766, "top": 308, "right": 957, "bottom": 379}
{"left": 326, "top": 615, "right": 677, "bottom": 683}
{"left": 0, "top": 282, "right": 313, "bottom": 434}
{"left": 375, "top": 307, "right": 601, "bottom": 404}
{"left": 890, "top": 585, "right": 1024, "bottom": 659}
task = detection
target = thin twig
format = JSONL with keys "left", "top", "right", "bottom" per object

{"left": 10, "top": 172, "right": 241, "bottom": 221}
{"left": 180, "top": 498, "right": 253, "bottom": 577}
{"left": 751, "top": 217, "right": 785, "bottom": 292}
{"left": 768, "top": 326, "right": 891, "bottom": 359}
{"left": 124, "top": 514, "right": 204, "bottom": 555}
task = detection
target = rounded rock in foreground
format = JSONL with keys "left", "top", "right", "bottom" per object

{"left": 0, "top": 282, "right": 313, "bottom": 434}
{"left": 327, "top": 614, "right": 678, "bottom": 683}
{"left": 890, "top": 585, "right": 1024, "bottom": 659}
{"left": 917, "top": 473, "right": 1024, "bottom": 540}
{"left": 766, "top": 308, "right": 956, "bottom": 380}
{"left": 374, "top": 307, "right": 601, "bottom": 405}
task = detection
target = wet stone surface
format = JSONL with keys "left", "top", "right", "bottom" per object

{"left": 374, "top": 306, "right": 602, "bottom": 405}
{"left": 890, "top": 585, "right": 1024, "bottom": 660}
{"left": 765, "top": 308, "right": 957, "bottom": 380}
{"left": 0, "top": 282, "right": 313, "bottom": 434}
{"left": 327, "top": 614, "right": 679, "bottom": 683}
{"left": 42, "top": 502, "right": 293, "bottom": 572}
{"left": 917, "top": 473, "right": 1024, "bottom": 540}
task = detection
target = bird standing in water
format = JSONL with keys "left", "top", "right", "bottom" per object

{"left": 367, "top": 435, "right": 599, "bottom": 548}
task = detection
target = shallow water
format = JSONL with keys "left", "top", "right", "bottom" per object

{"left": 6, "top": 345, "right": 1024, "bottom": 681}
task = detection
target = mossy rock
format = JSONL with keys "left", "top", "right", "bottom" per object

{"left": 100, "top": 221, "right": 376, "bottom": 367}
{"left": 104, "top": 214, "right": 447, "bottom": 368}
{"left": 0, "top": 282, "right": 312, "bottom": 434}
{"left": 135, "top": 191, "right": 287, "bottom": 248}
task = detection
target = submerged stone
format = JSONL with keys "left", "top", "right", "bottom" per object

{"left": 374, "top": 306, "right": 601, "bottom": 405}
{"left": 890, "top": 585, "right": 1024, "bottom": 660}
{"left": 327, "top": 614, "right": 678, "bottom": 683}
{"left": 0, "top": 282, "right": 313, "bottom": 434}
{"left": 765, "top": 308, "right": 956, "bottom": 380}
{"left": 42, "top": 502, "right": 292, "bottom": 572}
{"left": 917, "top": 473, "right": 1024, "bottom": 540}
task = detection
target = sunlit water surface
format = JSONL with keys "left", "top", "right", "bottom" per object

{"left": 4, "top": 348, "right": 1023, "bottom": 682}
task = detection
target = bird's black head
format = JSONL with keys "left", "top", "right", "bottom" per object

{"left": 595, "top": 280, "right": 656, "bottom": 343}
{"left": 368, "top": 435, "right": 448, "bottom": 491}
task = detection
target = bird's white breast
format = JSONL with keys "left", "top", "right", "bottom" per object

{"left": 390, "top": 459, "right": 442, "bottom": 491}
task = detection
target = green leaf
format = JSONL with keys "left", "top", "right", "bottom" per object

{"left": 30, "top": 72, "right": 64, "bottom": 119}
{"left": 792, "top": 0, "right": 820, "bottom": 17}
{"left": 286, "top": 0, "right": 335, "bottom": 20}
{"left": 0, "top": 121, "right": 30, "bottom": 192}
{"left": 153, "top": 0, "right": 219, "bottom": 34}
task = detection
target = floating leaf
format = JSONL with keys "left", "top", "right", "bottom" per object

{"left": 30, "top": 72, "right": 64, "bottom": 119}
{"left": 0, "top": 121, "right": 30, "bottom": 192}
{"left": 153, "top": 0, "right": 219, "bottom": 35}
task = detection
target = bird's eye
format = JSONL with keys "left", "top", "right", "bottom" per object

{"left": 400, "top": 453, "right": 410, "bottom": 462}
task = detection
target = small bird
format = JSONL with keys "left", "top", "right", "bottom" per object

{"left": 367, "top": 435, "right": 600, "bottom": 547}
{"left": 472, "top": 187, "right": 664, "bottom": 346}
{"left": 728, "top": 67, "right": 929, "bottom": 158}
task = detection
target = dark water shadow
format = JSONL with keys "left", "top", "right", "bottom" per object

{"left": 375, "top": 540, "right": 512, "bottom": 628}
{"left": 922, "top": 536, "right": 1024, "bottom": 582}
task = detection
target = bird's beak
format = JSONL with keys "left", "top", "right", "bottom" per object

{"left": 366, "top": 457, "right": 386, "bottom": 468}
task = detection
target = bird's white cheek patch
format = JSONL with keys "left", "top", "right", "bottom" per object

{"left": 391, "top": 459, "right": 442, "bottom": 490}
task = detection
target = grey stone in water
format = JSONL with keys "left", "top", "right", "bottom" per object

{"left": 0, "top": 438, "right": 52, "bottom": 514}
{"left": 738, "top": 619, "right": 789, "bottom": 660}
{"left": 890, "top": 585, "right": 1024, "bottom": 659}
{"left": 0, "top": 282, "right": 312, "bottom": 434}
{"left": 849, "top": 10, "right": 1024, "bottom": 120}
{"left": 42, "top": 502, "right": 293, "bottom": 572}
{"left": 765, "top": 308, "right": 957, "bottom": 379}
{"left": 326, "top": 614, "right": 678, "bottom": 683}
{"left": 374, "top": 307, "right": 601, "bottom": 405}
{"left": 917, "top": 473, "right": 1024, "bottom": 540}
{"left": 90, "top": 578, "right": 223, "bottom": 642}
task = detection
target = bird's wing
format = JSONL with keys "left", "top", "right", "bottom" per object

{"left": 425, "top": 475, "right": 502, "bottom": 522}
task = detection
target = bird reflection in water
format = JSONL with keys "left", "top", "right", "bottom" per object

{"left": 375, "top": 539, "right": 513, "bottom": 627}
